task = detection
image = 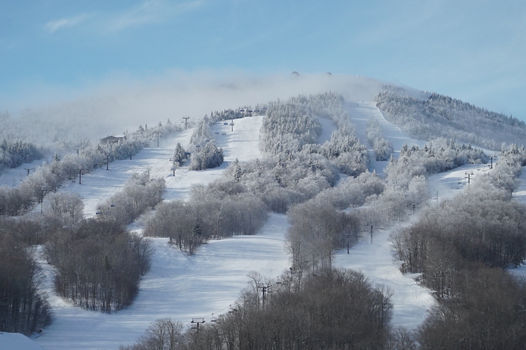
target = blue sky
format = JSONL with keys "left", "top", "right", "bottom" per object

{"left": 1, "top": 0, "right": 525, "bottom": 119}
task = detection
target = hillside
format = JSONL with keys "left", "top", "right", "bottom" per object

{"left": 1, "top": 79, "right": 525, "bottom": 349}
{"left": 376, "top": 86, "right": 526, "bottom": 150}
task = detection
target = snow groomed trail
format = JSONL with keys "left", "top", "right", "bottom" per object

{"left": 35, "top": 116, "right": 292, "bottom": 350}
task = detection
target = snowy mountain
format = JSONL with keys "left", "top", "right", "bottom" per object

{"left": 2, "top": 76, "right": 526, "bottom": 349}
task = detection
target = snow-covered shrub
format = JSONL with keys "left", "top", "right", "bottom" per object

{"left": 366, "top": 119, "right": 393, "bottom": 161}
{"left": 311, "top": 171, "right": 385, "bottom": 210}
{"left": 171, "top": 143, "right": 187, "bottom": 168}
{"left": 43, "top": 192, "right": 84, "bottom": 228}
{"left": 0, "top": 139, "right": 43, "bottom": 172}
{"left": 144, "top": 192, "right": 267, "bottom": 254}
{"left": 385, "top": 139, "right": 489, "bottom": 191}
{"left": 97, "top": 171, "right": 165, "bottom": 226}
{"left": 190, "top": 141, "right": 224, "bottom": 170}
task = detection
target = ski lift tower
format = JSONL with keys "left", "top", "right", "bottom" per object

{"left": 191, "top": 318, "right": 205, "bottom": 333}
{"left": 183, "top": 117, "right": 190, "bottom": 130}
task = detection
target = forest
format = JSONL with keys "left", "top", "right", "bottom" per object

{"left": 0, "top": 221, "right": 50, "bottom": 334}
{"left": 46, "top": 219, "right": 151, "bottom": 312}
{"left": 0, "top": 139, "right": 43, "bottom": 173}
{"left": 376, "top": 86, "right": 526, "bottom": 149}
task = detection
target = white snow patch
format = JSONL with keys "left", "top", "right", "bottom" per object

{"left": 0, "top": 158, "right": 48, "bottom": 187}
{"left": 0, "top": 332, "right": 43, "bottom": 350}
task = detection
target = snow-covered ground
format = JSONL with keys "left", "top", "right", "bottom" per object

{"left": 163, "top": 116, "right": 263, "bottom": 201}
{"left": 0, "top": 332, "right": 43, "bottom": 350}
{"left": 0, "top": 158, "right": 48, "bottom": 187}
{"left": 427, "top": 163, "right": 493, "bottom": 202}
{"left": 334, "top": 222, "right": 435, "bottom": 330}
{"left": 35, "top": 214, "right": 290, "bottom": 350}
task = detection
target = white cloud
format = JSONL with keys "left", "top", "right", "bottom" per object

{"left": 43, "top": 1, "right": 204, "bottom": 34}
{"left": 45, "top": 14, "right": 90, "bottom": 34}
{"left": 108, "top": 0, "right": 203, "bottom": 31}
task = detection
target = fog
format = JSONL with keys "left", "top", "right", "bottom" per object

{"left": 1, "top": 72, "right": 382, "bottom": 148}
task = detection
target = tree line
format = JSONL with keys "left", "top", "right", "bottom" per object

{"left": 0, "top": 139, "right": 43, "bottom": 173}
{"left": 0, "top": 222, "right": 50, "bottom": 334}
{"left": 376, "top": 86, "right": 526, "bottom": 150}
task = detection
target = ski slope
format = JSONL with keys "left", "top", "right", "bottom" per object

{"left": 346, "top": 101, "right": 425, "bottom": 175}
{"left": 34, "top": 214, "right": 289, "bottom": 350}
{"left": 334, "top": 161, "right": 494, "bottom": 330}
{"left": 0, "top": 332, "right": 43, "bottom": 350}
{"left": 334, "top": 222, "right": 435, "bottom": 330}
{"left": 46, "top": 116, "right": 263, "bottom": 216}
{"left": 427, "top": 163, "right": 493, "bottom": 202}
{"left": 34, "top": 115, "right": 290, "bottom": 350}
{"left": 0, "top": 158, "right": 47, "bottom": 187}
{"left": 31, "top": 103, "right": 499, "bottom": 349}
